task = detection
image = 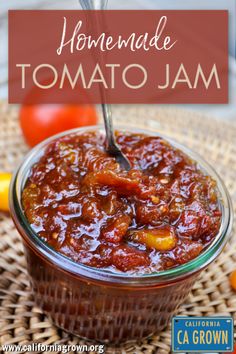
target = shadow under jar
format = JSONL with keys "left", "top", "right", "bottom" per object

{"left": 10, "top": 126, "right": 233, "bottom": 344}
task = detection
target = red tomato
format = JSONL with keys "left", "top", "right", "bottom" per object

{"left": 20, "top": 104, "right": 98, "bottom": 147}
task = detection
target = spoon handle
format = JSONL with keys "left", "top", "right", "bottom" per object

{"left": 78, "top": 0, "right": 131, "bottom": 170}
{"left": 79, "top": 0, "right": 108, "bottom": 10}
{"left": 79, "top": 0, "right": 116, "bottom": 150}
{"left": 102, "top": 104, "right": 118, "bottom": 152}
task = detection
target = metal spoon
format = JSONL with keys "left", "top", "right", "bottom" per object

{"left": 101, "top": 104, "right": 131, "bottom": 170}
{"left": 79, "top": 0, "right": 108, "bottom": 10}
{"left": 79, "top": 0, "right": 131, "bottom": 170}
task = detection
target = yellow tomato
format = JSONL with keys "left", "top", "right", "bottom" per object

{"left": 230, "top": 270, "right": 236, "bottom": 291}
{"left": 130, "top": 226, "right": 177, "bottom": 251}
{"left": 0, "top": 173, "right": 12, "bottom": 212}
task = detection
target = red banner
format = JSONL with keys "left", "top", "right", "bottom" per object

{"left": 8, "top": 10, "right": 228, "bottom": 104}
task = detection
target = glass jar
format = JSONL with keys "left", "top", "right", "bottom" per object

{"left": 9, "top": 126, "right": 233, "bottom": 344}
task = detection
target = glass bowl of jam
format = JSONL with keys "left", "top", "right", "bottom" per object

{"left": 10, "top": 126, "right": 233, "bottom": 344}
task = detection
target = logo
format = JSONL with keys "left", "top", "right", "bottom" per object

{"left": 172, "top": 316, "right": 234, "bottom": 352}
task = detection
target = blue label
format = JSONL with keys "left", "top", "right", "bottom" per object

{"left": 172, "top": 316, "right": 234, "bottom": 352}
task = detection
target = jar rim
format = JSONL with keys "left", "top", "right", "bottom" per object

{"left": 9, "top": 125, "right": 233, "bottom": 286}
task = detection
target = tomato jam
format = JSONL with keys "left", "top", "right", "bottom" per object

{"left": 22, "top": 131, "right": 221, "bottom": 273}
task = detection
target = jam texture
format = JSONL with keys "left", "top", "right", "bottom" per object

{"left": 22, "top": 131, "right": 221, "bottom": 273}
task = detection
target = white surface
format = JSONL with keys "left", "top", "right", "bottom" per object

{"left": 0, "top": 0, "right": 235, "bottom": 121}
